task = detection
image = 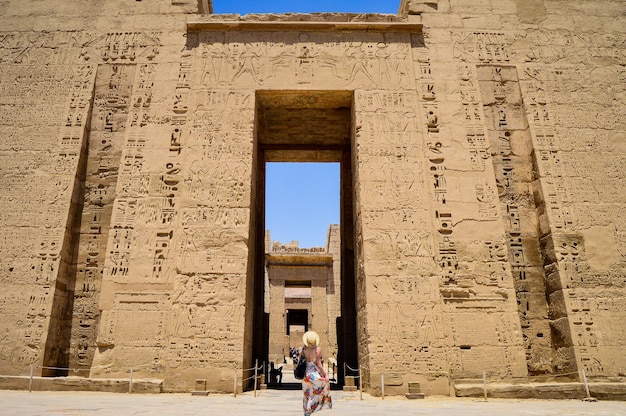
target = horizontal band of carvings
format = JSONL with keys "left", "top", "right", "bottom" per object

{"left": 266, "top": 253, "right": 334, "bottom": 266}
{"left": 187, "top": 19, "right": 423, "bottom": 33}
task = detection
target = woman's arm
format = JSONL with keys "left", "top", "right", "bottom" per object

{"left": 315, "top": 347, "right": 327, "bottom": 379}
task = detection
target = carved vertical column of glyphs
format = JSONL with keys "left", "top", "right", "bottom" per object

{"left": 97, "top": 54, "right": 183, "bottom": 373}
{"left": 517, "top": 22, "right": 626, "bottom": 377}
{"left": 524, "top": 63, "right": 624, "bottom": 376}
{"left": 354, "top": 86, "right": 439, "bottom": 385}
{"left": 56, "top": 30, "right": 164, "bottom": 376}
{"left": 68, "top": 61, "right": 137, "bottom": 374}
{"left": 437, "top": 31, "right": 528, "bottom": 380}
{"left": 409, "top": 34, "right": 450, "bottom": 379}
{"left": 478, "top": 64, "right": 560, "bottom": 376}
{"left": 168, "top": 89, "right": 253, "bottom": 374}
{"left": 71, "top": 58, "right": 165, "bottom": 374}
{"left": 0, "top": 43, "right": 96, "bottom": 373}
{"left": 42, "top": 63, "right": 98, "bottom": 374}
{"left": 520, "top": 67, "right": 584, "bottom": 376}
{"left": 89, "top": 32, "right": 205, "bottom": 376}
{"left": 415, "top": 40, "right": 477, "bottom": 381}
{"left": 353, "top": 32, "right": 448, "bottom": 391}
{"left": 152, "top": 30, "right": 255, "bottom": 382}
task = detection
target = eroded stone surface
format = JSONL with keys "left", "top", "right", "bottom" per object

{"left": 0, "top": 0, "right": 624, "bottom": 396}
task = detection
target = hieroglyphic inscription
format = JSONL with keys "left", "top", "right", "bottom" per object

{"left": 196, "top": 31, "right": 414, "bottom": 90}
{"left": 520, "top": 68, "right": 572, "bottom": 231}
{"left": 355, "top": 37, "right": 443, "bottom": 376}
{"left": 453, "top": 32, "right": 511, "bottom": 64}
{"left": 355, "top": 88, "right": 430, "bottom": 240}
{"left": 478, "top": 64, "right": 559, "bottom": 375}
{"left": 152, "top": 51, "right": 254, "bottom": 368}
{"left": 168, "top": 302, "right": 245, "bottom": 369}
{"left": 1, "top": 3, "right": 624, "bottom": 394}
{"left": 0, "top": 31, "right": 83, "bottom": 66}
{"left": 412, "top": 44, "right": 459, "bottom": 289}
{"left": 368, "top": 276, "right": 446, "bottom": 375}
{"left": 68, "top": 63, "right": 133, "bottom": 372}
{"left": 80, "top": 32, "right": 160, "bottom": 64}
{"left": 567, "top": 290, "right": 626, "bottom": 377}
{"left": 0, "top": 60, "right": 95, "bottom": 374}
{"left": 447, "top": 304, "right": 526, "bottom": 378}
{"left": 176, "top": 88, "right": 254, "bottom": 275}
{"left": 518, "top": 29, "right": 626, "bottom": 66}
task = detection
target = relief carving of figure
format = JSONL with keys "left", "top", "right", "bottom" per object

{"left": 227, "top": 42, "right": 262, "bottom": 85}
{"left": 201, "top": 42, "right": 226, "bottom": 86}
{"left": 380, "top": 42, "right": 411, "bottom": 88}
{"left": 346, "top": 42, "right": 378, "bottom": 85}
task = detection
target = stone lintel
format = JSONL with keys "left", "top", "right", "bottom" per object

{"left": 264, "top": 148, "right": 343, "bottom": 163}
{"left": 266, "top": 253, "right": 333, "bottom": 266}
{"left": 187, "top": 19, "right": 422, "bottom": 33}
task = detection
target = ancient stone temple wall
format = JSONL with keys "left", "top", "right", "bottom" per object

{"left": 411, "top": 0, "right": 626, "bottom": 387}
{"left": 0, "top": 0, "right": 624, "bottom": 395}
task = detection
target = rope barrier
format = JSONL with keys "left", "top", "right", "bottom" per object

{"left": 232, "top": 361, "right": 267, "bottom": 399}
{"left": 526, "top": 371, "right": 579, "bottom": 379}
{"left": 241, "top": 363, "right": 264, "bottom": 372}
{"left": 379, "top": 369, "right": 450, "bottom": 376}
{"left": 24, "top": 363, "right": 586, "bottom": 398}
{"left": 345, "top": 364, "right": 360, "bottom": 373}
{"left": 344, "top": 368, "right": 580, "bottom": 380}
{"left": 38, "top": 365, "right": 82, "bottom": 372}
{"left": 342, "top": 364, "right": 363, "bottom": 400}
{"left": 241, "top": 369, "right": 265, "bottom": 382}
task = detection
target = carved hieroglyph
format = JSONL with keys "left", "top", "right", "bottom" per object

{"left": 0, "top": 0, "right": 625, "bottom": 395}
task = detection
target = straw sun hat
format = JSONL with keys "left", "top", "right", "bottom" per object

{"left": 302, "top": 331, "right": 320, "bottom": 348}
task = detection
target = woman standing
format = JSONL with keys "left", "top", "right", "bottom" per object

{"left": 300, "top": 331, "right": 332, "bottom": 416}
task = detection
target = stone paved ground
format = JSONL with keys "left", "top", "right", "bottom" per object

{"left": 0, "top": 389, "right": 625, "bottom": 416}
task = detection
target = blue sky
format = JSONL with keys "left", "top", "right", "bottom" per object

{"left": 212, "top": 0, "right": 399, "bottom": 248}
{"left": 266, "top": 163, "right": 340, "bottom": 248}
{"left": 213, "top": 0, "right": 399, "bottom": 14}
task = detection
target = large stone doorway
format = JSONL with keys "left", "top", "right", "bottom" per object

{"left": 250, "top": 90, "right": 358, "bottom": 389}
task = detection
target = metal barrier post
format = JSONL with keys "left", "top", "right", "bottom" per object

{"left": 129, "top": 368, "right": 133, "bottom": 394}
{"left": 253, "top": 359, "right": 258, "bottom": 398}
{"left": 359, "top": 368, "right": 362, "bottom": 400}
{"left": 483, "top": 370, "right": 488, "bottom": 401}
{"left": 381, "top": 372, "right": 384, "bottom": 400}
{"left": 234, "top": 369, "right": 237, "bottom": 398}
{"left": 582, "top": 368, "right": 590, "bottom": 398}
{"left": 29, "top": 364, "right": 33, "bottom": 392}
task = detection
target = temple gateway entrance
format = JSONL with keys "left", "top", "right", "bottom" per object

{"left": 250, "top": 90, "right": 358, "bottom": 389}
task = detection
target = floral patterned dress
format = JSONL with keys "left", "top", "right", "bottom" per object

{"left": 302, "top": 361, "right": 332, "bottom": 416}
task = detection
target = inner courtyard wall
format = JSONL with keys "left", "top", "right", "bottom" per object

{"left": 265, "top": 226, "right": 341, "bottom": 365}
{"left": 0, "top": 0, "right": 624, "bottom": 395}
